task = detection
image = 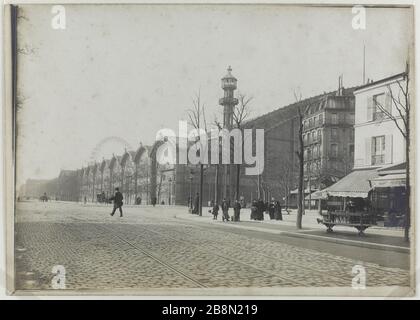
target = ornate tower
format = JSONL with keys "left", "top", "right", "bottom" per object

{"left": 219, "top": 66, "right": 238, "bottom": 129}
{"left": 218, "top": 66, "right": 239, "bottom": 202}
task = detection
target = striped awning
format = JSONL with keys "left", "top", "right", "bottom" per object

{"left": 313, "top": 168, "right": 380, "bottom": 199}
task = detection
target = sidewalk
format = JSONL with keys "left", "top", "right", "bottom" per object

{"left": 174, "top": 206, "right": 410, "bottom": 252}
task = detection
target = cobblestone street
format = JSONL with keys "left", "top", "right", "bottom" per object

{"left": 14, "top": 201, "right": 411, "bottom": 292}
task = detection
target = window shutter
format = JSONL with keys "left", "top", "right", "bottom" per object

{"left": 385, "top": 134, "right": 393, "bottom": 164}
{"left": 385, "top": 93, "right": 392, "bottom": 114}
{"left": 365, "top": 137, "right": 372, "bottom": 165}
{"left": 366, "top": 96, "right": 373, "bottom": 121}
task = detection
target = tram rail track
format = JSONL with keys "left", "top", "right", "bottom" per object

{"left": 95, "top": 224, "right": 207, "bottom": 288}
{"left": 130, "top": 223, "right": 352, "bottom": 287}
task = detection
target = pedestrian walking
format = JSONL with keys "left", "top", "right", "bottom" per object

{"left": 110, "top": 187, "right": 124, "bottom": 217}
{"left": 151, "top": 196, "right": 157, "bottom": 207}
{"left": 233, "top": 199, "right": 241, "bottom": 222}
{"left": 221, "top": 198, "right": 230, "bottom": 222}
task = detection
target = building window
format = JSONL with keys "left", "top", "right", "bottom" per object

{"left": 318, "top": 114, "right": 323, "bottom": 125}
{"left": 373, "top": 93, "right": 386, "bottom": 121}
{"left": 330, "top": 144, "right": 338, "bottom": 158}
{"left": 312, "top": 131, "right": 316, "bottom": 142}
{"left": 349, "top": 144, "right": 354, "bottom": 157}
{"left": 303, "top": 120, "right": 307, "bottom": 129}
{"left": 317, "top": 129, "right": 322, "bottom": 141}
{"left": 371, "top": 136, "right": 385, "bottom": 165}
{"left": 331, "top": 113, "right": 338, "bottom": 124}
{"left": 368, "top": 93, "right": 391, "bottom": 122}
{"left": 331, "top": 128, "right": 338, "bottom": 140}
{"left": 308, "top": 118, "right": 313, "bottom": 128}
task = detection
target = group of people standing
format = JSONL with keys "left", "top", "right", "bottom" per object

{"left": 190, "top": 193, "right": 242, "bottom": 222}
{"left": 211, "top": 198, "right": 242, "bottom": 222}
{"left": 251, "top": 198, "right": 283, "bottom": 221}
{"left": 191, "top": 193, "right": 283, "bottom": 222}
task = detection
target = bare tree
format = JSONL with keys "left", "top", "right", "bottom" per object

{"left": 232, "top": 94, "right": 252, "bottom": 202}
{"left": 374, "top": 63, "right": 411, "bottom": 241}
{"left": 213, "top": 118, "right": 223, "bottom": 205}
{"left": 187, "top": 91, "right": 207, "bottom": 216}
{"left": 294, "top": 89, "right": 305, "bottom": 229}
{"left": 277, "top": 157, "right": 297, "bottom": 208}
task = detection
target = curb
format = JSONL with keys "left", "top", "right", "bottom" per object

{"left": 280, "top": 231, "right": 410, "bottom": 254}
{"left": 175, "top": 215, "right": 410, "bottom": 254}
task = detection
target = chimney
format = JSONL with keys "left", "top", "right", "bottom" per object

{"left": 337, "top": 75, "right": 343, "bottom": 96}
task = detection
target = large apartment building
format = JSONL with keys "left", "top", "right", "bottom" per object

{"left": 303, "top": 80, "right": 356, "bottom": 192}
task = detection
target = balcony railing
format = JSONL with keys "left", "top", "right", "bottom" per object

{"left": 219, "top": 97, "right": 238, "bottom": 105}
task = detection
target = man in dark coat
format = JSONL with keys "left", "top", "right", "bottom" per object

{"left": 268, "top": 198, "right": 276, "bottom": 220}
{"left": 193, "top": 193, "right": 199, "bottom": 214}
{"left": 251, "top": 199, "right": 258, "bottom": 220}
{"left": 110, "top": 187, "right": 123, "bottom": 217}
{"left": 275, "top": 200, "right": 283, "bottom": 220}
{"left": 221, "top": 198, "right": 230, "bottom": 222}
{"left": 257, "top": 199, "right": 265, "bottom": 221}
{"left": 212, "top": 202, "right": 219, "bottom": 220}
{"left": 151, "top": 196, "right": 157, "bottom": 207}
{"left": 233, "top": 200, "right": 241, "bottom": 222}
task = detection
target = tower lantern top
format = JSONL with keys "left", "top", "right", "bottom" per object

{"left": 221, "top": 65, "right": 237, "bottom": 90}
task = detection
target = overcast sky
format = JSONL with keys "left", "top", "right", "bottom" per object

{"left": 16, "top": 4, "right": 413, "bottom": 186}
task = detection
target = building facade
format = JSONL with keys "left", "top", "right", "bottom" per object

{"left": 353, "top": 73, "right": 407, "bottom": 168}
{"left": 303, "top": 80, "right": 356, "bottom": 195}
{"left": 317, "top": 72, "right": 408, "bottom": 226}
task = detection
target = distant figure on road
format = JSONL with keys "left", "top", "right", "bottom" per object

{"left": 192, "top": 193, "right": 199, "bottom": 214}
{"left": 41, "top": 192, "right": 48, "bottom": 202}
{"left": 257, "top": 198, "right": 265, "bottom": 221}
{"left": 233, "top": 199, "right": 241, "bottom": 222}
{"left": 211, "top": 202, "right": 219, "bottom": 220}
{"left": 275, "top": 200, "right": 283, "bottom": 221}
{"left": 151, "top": 196, "right": 157, "bottom": 207}
{"left": 268, "top": 198, "right": 276, "bottom": 220}
{"left": 221, "top": 198, "right": 230, "bottom": 222}
{"left": 251, "top": 199, "right": 258, "bottom": 220}
{"left": 110, "top": 187, "right": 123, "bottom": 217}
{"left": 84, "top": 196, "right": 87, "bottom": 205}
{"left": 135, "top": 196, "right": 142, "bottom": 205}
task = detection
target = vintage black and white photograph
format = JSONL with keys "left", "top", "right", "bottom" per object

{"left": 4, "top": 2, "right": 415, "bottom": 295}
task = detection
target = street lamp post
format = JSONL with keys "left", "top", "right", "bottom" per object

{"left": 189, "top": 170, "right": 194, "bottom": 211}
{"left": 168, "top": 177, "right": 172, "bottom": 205}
